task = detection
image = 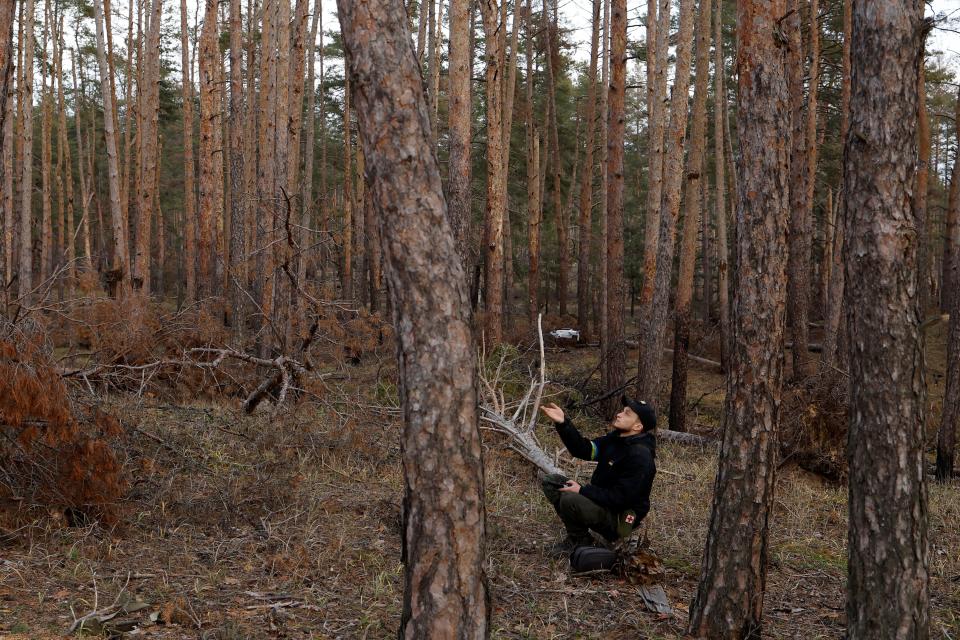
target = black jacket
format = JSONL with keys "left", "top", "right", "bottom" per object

{"left": 554, "top": 418, "right": 657, "bottom": 519}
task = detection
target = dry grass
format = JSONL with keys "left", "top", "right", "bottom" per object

{"left": 0, "top": 329, "right": 958, "bottom": 639}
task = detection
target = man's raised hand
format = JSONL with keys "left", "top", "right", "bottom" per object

{"left": 540, "top": 403, "right": 565, "bottom": 424}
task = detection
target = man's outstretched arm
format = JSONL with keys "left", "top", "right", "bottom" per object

{"left": 540, "top": 403, "right": 597, "bottom": 461}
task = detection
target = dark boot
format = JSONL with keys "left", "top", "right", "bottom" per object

{"left": 545, "top": 534, "right": 592, "bottom": 558}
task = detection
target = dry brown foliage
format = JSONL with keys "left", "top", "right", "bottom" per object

{"left": 0, "top": 318, "right": 127, "bottom": 526}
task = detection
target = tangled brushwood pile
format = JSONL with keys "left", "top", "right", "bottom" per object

{"left": 0, "top": 317, "right": 127, "bottom": 526}
{"left": 778, "top": 372, "right": 849, "bottom": 482}
{"left": 48, "top": 295, "right": 392, "bottom": 412}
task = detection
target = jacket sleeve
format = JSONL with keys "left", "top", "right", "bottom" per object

{"left": 553, "top": 418, "right": 598, "bottom": 461}
{"left": 580, "top": 447, "right": 655, "bottom": 511}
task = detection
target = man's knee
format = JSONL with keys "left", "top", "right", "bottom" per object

{"left": 541, "top": 474, "right": 567, "bottom": 503}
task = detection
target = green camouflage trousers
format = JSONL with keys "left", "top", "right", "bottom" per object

{"left": 541, "top": 473, "right": 620, "bottom": 542}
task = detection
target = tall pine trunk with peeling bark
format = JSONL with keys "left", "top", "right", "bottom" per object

{"left": 844, "top": 4, "right": 930, "bottom": 636}
{"left": 336, "top": 1, "right": 489, "bottom": 636}
{"left": 525, "top": 0, "right": 541, "bottom": 326}
{"left": 180, "top": 0, "right": 197, "bottom": 302}
{"left": 18, "top": 0, "right": 35, "bottom": 299}
{"left": 229, "top": 0, "right": 245, "bottom": 327}
{"left": 688, "top": 0, "right": 791, "bottom": 632}
{"left": 669, "top": 0, "right": 711, "bottom": 432}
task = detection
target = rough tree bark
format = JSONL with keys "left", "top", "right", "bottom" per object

{"left": 844, "top": 2, "right": 930, "bottom": 636}
{"left": 40, "top": 0, "right": 52, "bottom": 284}
{"left": 669, "top": 0, "right": 712, "bottom": 433}
{"left": 636, "top": 0, "right": 696, "bottom": 408}
{"left": 687, "top": 0, "right": 791, "bottom": 633}
{"left": 17, "top": 0, "right": 35, "bottom": 299}
{"left": 525, "top": 0, "right": 541, "bottom": 327}
{"left": 915, "top": 53, "right": 931, "bottom": 315}
{"left": 447, "top": 0, "right": 472, "bottom": 263}
{"left": 336, "top": 0, "right": 490, "bottom": 636}
{"left": 937, "top": 232, "right": 959, "bottom": 479}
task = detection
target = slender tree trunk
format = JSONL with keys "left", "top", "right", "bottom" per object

{"left": 669, "top": 0, "right": 711, "bottom": 433}
{"left": 299, "top": 0, "right": 320, "bottom": 290}
{"left": 805, "top": 0, "right": 820, "bottom": 310}
{"left": 2, "top": 2, "right": 15, "bottom": 287}
{"left": 40, "top": 0, "right": 53, "bottom": 284}
{"left": 480, "top": 0, "right": 505, "bottom": 343}
{"left": 70, "top": 50, "right": 93, "bottom": 273}
{"left": 54, "top": 14, "right": 75, "bottom": 284}
{"left": 133, "top": 0, "right": 163, "bottom": 293}
{"left": 229, "top": 0, "right": 245, "bottom": 327}
{"left": 576, "top": 0, "right": 600, "bottom": 339}
{"left": 543, "top": 0, "right": 567, "bottom": 316}
{"left": 713, "top": 0, "right": 736, "bottom": 372}
{"left": 180, "top": 0, "right": 197, "bottom": 302}
{"left": 916, "top": 54, "right": 931, "bottom": 315}
{"left": 337, "top": 2, "right": 490, "bottom": 637}
{"left": 844, "top": 3, "right": 929, "bottom": 636}
{"left": 198, "top": 0, "right": 224, "bottom": 299}
{"left": 821, "top": 0, "right": 850, "bottom": 373}
{"left": 525, "top": 0, "right": 541, "bottom": 326}
{"left": 500, "top": 0, "right": 520, "bottom": 322}
{"left": 598, "top": 0, "right": 609, "bottom": 393}
{"left": 786, "top": 0, "right": 811, "bottom": 379}
{"left": 447, "top": 0, "right": 472, "bottom": 263}
{"left": 18, "top": 0, "right": 35, "bottom": 299}
{"left": 937, "top": 181, "right": 959, "bottom": 478}
{"left": 687, "top": 0, "right": 791, "bottom": 632}
{"left": 342, "top": 72, "right": 353, "bottom": 300}
{"left": 92, "top": 0, "right": 128, "bottom": 296}
{"left": 943, "top": 86, "right": 960, "bottom": 314}
{"left": 604, "top": 0, "right": 627, "bottom": 411}
{"left": 636, "top": 0, "right": 696, "bottom": 408}
{"left": 637, "top": 0, "right": 670, "bottom": 331}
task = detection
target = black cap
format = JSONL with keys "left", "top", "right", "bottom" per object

{"left": 621, "top": 395, "right": 657, "bottom": 431}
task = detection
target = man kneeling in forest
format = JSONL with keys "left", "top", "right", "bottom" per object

{"left": 539, "top": 396, "right": 657, "bottom": 557}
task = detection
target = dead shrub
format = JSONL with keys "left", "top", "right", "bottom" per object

{"left": 778, "top": 372, "right": 849, "bottom": 482}
{"left": 0, "top": 318, "right": 127, "bottom": 526}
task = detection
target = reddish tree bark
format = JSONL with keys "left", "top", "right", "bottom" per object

{"left": 688, "top": 0, "right": 791, "bottom": 632}
{"left": 337, "top": 0, "right": 489, "bottom": 636}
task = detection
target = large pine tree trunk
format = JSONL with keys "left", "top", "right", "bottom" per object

{"left": 447, "top": 0, "right": 472, "bottom": 263}
{"left": 336, "top": 1, "right": 489, "bottom": 636}
{"left": 636, "top": 0, "right": 696, "bottom": 408}
{"left": 669, "top": 0, "right": 711, "bottom": 433}
{"left": 687, "top": 0, "right": 791, "bottom": 632}
{"left": 92, "top": 0, "right": 128, "bottom": 297}
{"left": 915, "top": 55, "right": 931, "bottom": 315}
{"left": 844, "top": 2, "right": 930, "bottom": 636}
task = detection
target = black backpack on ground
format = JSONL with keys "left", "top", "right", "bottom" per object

{"left": 570, "top": 545, "right": 618, "bottom": 572}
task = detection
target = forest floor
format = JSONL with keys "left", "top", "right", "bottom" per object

{"left": 1, "top": 318, "right": 959, "bottom": 639}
